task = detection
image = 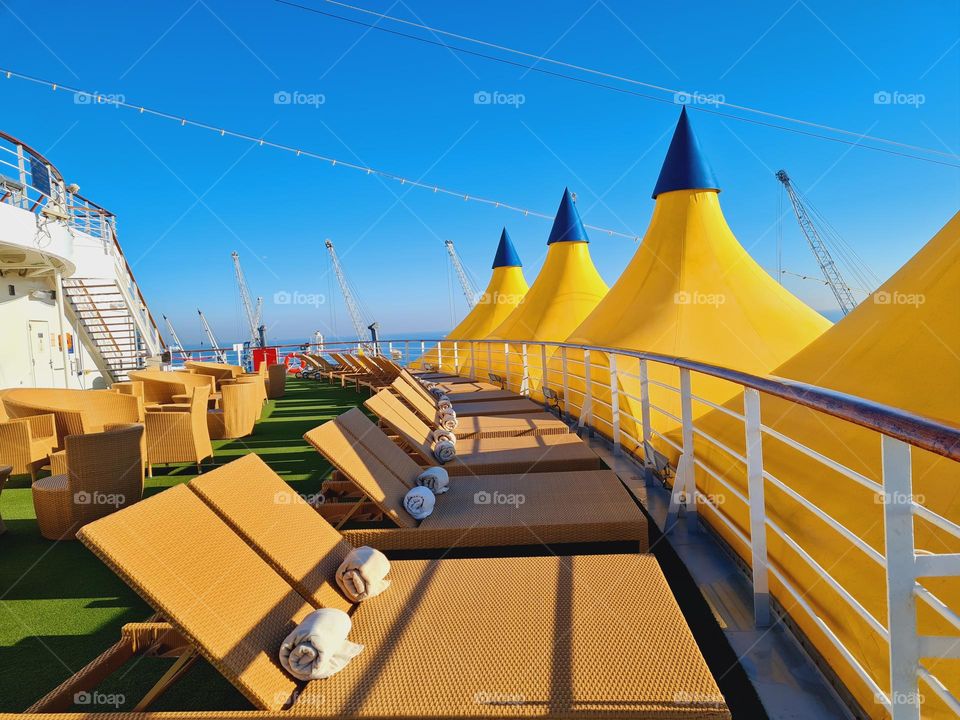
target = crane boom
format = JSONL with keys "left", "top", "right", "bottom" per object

{"left": 324, "top": 239, "right": 371, "bottom": 342}
{"left": 197, "top": 308, "right": 227, "bottom": 363}
{"left": 444, "top": 239, "right": 479, "bottom": 308}
{"left": 776, "top": 170, "right": 858, "bottom": 315}
{"left": 162, "top": 314, "right": 191, "bottom": 359}
{"left": 231, "top": 252, "right": 265, "bottom": 346}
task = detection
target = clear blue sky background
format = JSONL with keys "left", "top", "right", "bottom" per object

{"left": 1, "top": 0, "right": 957, "bottom": 346}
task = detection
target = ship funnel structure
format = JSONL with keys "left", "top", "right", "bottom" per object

{"left": 427, "top": 229, "right": 530, "bottom": 374}
{"left": 690, "top": 210, "right": 960, "bottom": 716}
{"left": 485, "top": 189, "right": 608, "bottom": 393}
{"left": 562, "top": 107, "right": 829, "bottom": 449}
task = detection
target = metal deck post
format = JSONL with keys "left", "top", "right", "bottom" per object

{"left": 744, "top": 388, "right": 770, "bottom": 626}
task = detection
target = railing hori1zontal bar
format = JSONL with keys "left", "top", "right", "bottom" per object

{"left": 219, "top": 336, "right": 960, "bottom": 720}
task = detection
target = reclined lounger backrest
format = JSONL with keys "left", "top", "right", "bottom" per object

{"left": 304, "top": 411, "right": 420, "bottom": 530}
{"left": 189, "top": 454, "right": 354, "bottom": 612}
{"left": 390, "top": 378, "right": 437, "bottom": 422}
{"left": 363, "top": 391, "right": 433, "bottom": 459}
{"left": 77, "top": 484, "right": 312, "bottom": 711}
{"left": 399, "top": 369, "right": 439, "bottom": 405}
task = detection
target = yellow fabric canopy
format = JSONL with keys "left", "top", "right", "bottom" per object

{"left": 689, "top": 210, "right": 960, "bottom": 718}
{"left": 485, "top": 190, "right": 608, "bottom": 392}
{"left": 560, "top": 109, "right": 829, "bottom": 445}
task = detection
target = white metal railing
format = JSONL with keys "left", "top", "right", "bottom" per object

{"left": 384, "top": 336, "right": 960, "bottom": 719}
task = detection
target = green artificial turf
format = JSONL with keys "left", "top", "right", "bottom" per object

{"left": 0, "top": 379, "right": 364, "bottom": 712}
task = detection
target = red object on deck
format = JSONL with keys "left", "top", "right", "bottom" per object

{"left": 252, "top": 347, "right": 278, "bottom": 370}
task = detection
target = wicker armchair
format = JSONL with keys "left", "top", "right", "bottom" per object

{"left": 207, "top": 381, "right": 259, "bottom": 440}
{"left": 267, "top": 363, "right": 286, "bottom": 399}
{"left": 31, "top": 424, "right": 145, "bottom": 540}
{"left": 143, "top": 387, "right": 213, "bottom": 476}
{"left": 0, "top": 414, "right": 57, "bottom": 480}
{"left": 184, "top": 361, "right": 244, "bottom": 386}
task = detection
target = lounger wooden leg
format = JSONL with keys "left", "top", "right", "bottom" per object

{"left": 132, "top": 648, "right": 198, "bottom": 711}
{"left": 147, "top": 463, "right": 153, "bottom": 478}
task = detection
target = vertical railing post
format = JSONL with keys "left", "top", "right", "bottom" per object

{"left": 387, "top": 341, "right": 393, "bottom": 359}
{"left": 540, "top": 344, "right": 549, "bottom": 396}
{"left": 453, "top": 341, "right": 459, "bottom": 375}
{"left": 470, "top": 341, "right": 476, "bottom": 380}
{"left": 639, "top": 360, "right": 654, "bottom": 479}
{"left": 882, "top": 436, "right": 920, "bottom": 720}
{"left": 403, "top": 340, "right": 410, "bottom": 367}
{"left": 743, "top": 388, "right": 770, "bottom": 626}
{"left": 503, "top": 343, "right": 510, "bottom": 391}
{"left": 420, "top": 340, "right": 425, "bottom": 367}
{"left": 561, "top": 347, "right": 570, "bottom": 421}
{"left": 609, "top": 354, "right": 621, "bottom": 455}
{"left": 437, "top": 341, "right": 443, "bottom": 372}
{"left": 486, "top": 342, "right": 492, "bottom": 376}
{"left": 16, "top": 143, "right": 27, "bottom": 208}
{"left": 666, "top": 368, "right": 697, "bottom": 532}
{"left": 579, "top": 349, "right": 593, "bottom": 434}
{"left": 520, "top": 343, "right": 529, "bottom": 396}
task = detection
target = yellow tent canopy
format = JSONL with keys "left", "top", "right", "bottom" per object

{"left": 427, "top": 229, "right": 529, "bottom": 374}
{"left": 561, "top": 107, "right": 830, "bottom": 447}
{"left": 485, "top": 188, "right": 608, "bottom": 392}
{"left": 690, "top": 210, "right": 960, "bottom": 718}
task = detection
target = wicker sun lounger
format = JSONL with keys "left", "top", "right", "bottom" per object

{"left": 29, "top": 456, "right": 726, "bottom": 718}
{"left": 329, "top": 402, "right": 605, "bottom": 480}
{"left": 390, "top": 378, "right": 569, "bottom": 439}
{"left": 399, "top": 368, "right": 519, "bottom": 401}
{"left": 298, "top": 420, "right": 645, "bottom": 550}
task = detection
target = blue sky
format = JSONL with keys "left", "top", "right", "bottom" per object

{"left": 1, "top": 0, "right": 957, "bottom": 346}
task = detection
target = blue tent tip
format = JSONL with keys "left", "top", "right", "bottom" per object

{"left": 492, "top": 228, "right": 522, "bottom": 268}
{"left": 546, "top": 188, "right": 590, "bottom": 244}
{"left": 652, "top": 107, "right": 720, "bottom": 198}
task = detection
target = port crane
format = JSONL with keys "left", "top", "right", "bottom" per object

{"left": 776, "top": 169, "right": 865, "bottom": 315}
{"left": 324, "top": 239, "right": 377, "bottom": 346}
{"left": 197, "top": 308, "right": 227, "bottom": 363}
{"left": 444, "top": 239, "right": 479, "bottom": 308}
{"left": 231, "top": 252, "right": 265, "bottom": 347}
{"left": 162, "top": 314, "right": 191, "bottom": 359}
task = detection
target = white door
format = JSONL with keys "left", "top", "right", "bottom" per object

{"left": 28, "top": 320, "right": 55, "bottom": 386}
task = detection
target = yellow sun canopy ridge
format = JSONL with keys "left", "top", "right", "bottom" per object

{"left": 560, "top": 106, "right": 831, "bottom": 434}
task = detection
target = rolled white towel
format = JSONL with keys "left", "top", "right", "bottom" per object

{"left": 437, "top": 399, "right": 453, "bottom": 412}
{"left": 437, "top": 413, "right": 458, "bottom": 431}
{"left": 403, "top": 486, "right": 435, "bottom": 519}
{"left": 423, "top": 381, "right": 438, "bottom": 391}
{"left": 417, "top": 466, "right": 450, "bottom": 494}
{"left": 436, "top": 393, "right": 450, "bottom": 403}
{"left": 428, "top": 386, "right": 445, "bottom": 398}
{"left": 431, "top": 428, "right": 456, "bottom": 445}
{"left": 336, "top": 546, "right": 391, "bottom": 602}
{"left": 433, "top": 439, "right": 457, "bottom": 463}
{"left": 279, "top": 608, "right": 364, "bottom": 681}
